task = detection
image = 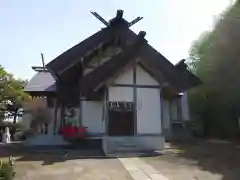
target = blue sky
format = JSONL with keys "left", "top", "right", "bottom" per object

{"left": 0, "top": 0, "right": 233, "bottom": 79}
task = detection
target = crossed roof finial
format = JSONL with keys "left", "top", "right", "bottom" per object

{"left": 91, "top": 9, "right": 143, "bottom": 27}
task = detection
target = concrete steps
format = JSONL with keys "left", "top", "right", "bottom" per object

{"left": 108, "top": 137, "right": 140, "bottom": 152}
{"left": 24, "top": 134, "right": 69, "bottom": 146}
{"left": 67, "top": 139, "right": 102, "bottom": 149}
{"left": 103, "top": 137, "right": 158, "bottom": 157}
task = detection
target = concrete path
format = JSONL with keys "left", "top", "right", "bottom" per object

{"left": 119, "top": 157, "right": 168, "bottom": 180}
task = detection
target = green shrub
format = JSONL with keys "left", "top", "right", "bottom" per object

{"left": 0, "top": 159, "right": 14, "bottom": 180}
{"left": 184, "top": 120, "right": 204, "bottom": 137}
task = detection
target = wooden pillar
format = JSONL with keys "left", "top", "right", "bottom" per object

{"left": 79, "top": 98, "right": 82, "bottom": 127}
{"left": 105, "top": 89, "right": 109, "bottom": 135}
{"left": 60, "top": 103, "right": 65, "bottom": 128}
{"left": 169, "top": 99, "right": 173, "bottom": 137}
{"left": 79, "top": 64, "right": 84, "bottom": 127}
{"left": 133, "top": 65, "right": 137, "bottom": 135}
{"left": 79, "top": 95, "right": 85, "bottom": 127}
{"left": 53, "top": 98, "right": 58, "bottom": 134}
{"left": 160, "top": 90, "right": 164, "bottom": 136}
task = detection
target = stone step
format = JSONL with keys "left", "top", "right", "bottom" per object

{"left": 103, "top": 137, "right": 144, "bottom": 156}
{"left": 118, "top": 144, "right": 138, "bottom": 147}
{"left": 24, "top": 135, "right": 69, "bottom": 146}
{"left": 106, "top": 150, "right": 159, "bottom": 158}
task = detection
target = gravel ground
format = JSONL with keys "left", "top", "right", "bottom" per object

{"left": 142, "top": 140, "right": 240, "bottom": 180}
{"left": 14, "top": 156, "right": 133, "bottom": 180}
{"left": 0, "top": 146, "right": 133, "bottom": 180}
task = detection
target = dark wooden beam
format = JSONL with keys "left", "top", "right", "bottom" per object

{"left": 111, "top": 84, "right": 162, "bottom": 89}
{"left": 160, "top": 90, "right": 164, "bottom": 137}
{"left": 82, "top": 40, "right": 113, "bottom": 67}
{"left": 116, "top": 10, "right": 123, "bottom": 19}
{"left": 57, "top": 39, "right": 113, "bottom": 76}
{"left": 31, "top": 66, "right": 47, "bottom": 72}
{"left": 85, "top": 64, "right": 97, "bottom": 69}
{"left": 53, "top": 98, "right": 58, "bottom": 134}
{"left": 105, "top": 88, "right": 109, "bottom": 135}
{"left": 133, "top": 64, "right": 137, "bottom": 135}
{"left": 114, "top": 36, "right": 120, "bottom": 45}
{"left": 128, "top": 17, "right": 143, "bottom": 27}
{"left": 91, "top": 12, "right": 109, "bottom": 26}
{"left": 41, "top": 53, "right": 46, "bottom": 70}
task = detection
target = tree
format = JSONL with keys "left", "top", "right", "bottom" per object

{"left": 25, "top": 98, "right": 51, "bottom": 134}
{"left": 188, "top": 1, "right": 240, "bottom": 138}
{"left": 0, "top": 65, "right": 30, "bottom": 123}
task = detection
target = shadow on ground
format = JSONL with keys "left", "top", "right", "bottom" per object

{"left": 0, "top": 143, "right": 134, "bottom": 180}
{"left": 0, "top": 142, "right": 159, "bottom": 166}
{"left": 0, "top": 143, "right": 112, "bottom": 166}
{"left": 167, "top": 139, "right": 240, "bottom": 180}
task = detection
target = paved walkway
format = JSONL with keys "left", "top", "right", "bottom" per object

{"left": 119, "top": 157, "right": 168, "bottom": 180}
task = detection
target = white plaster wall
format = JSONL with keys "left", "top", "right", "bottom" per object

{"left": 136, "top": 65, "right": 159, "bottom": 85}
{"left": 137, "top": 88, "right": 161, "bottom": 134}
{"left": 109, "top": 87, "right": 133, "bottom": 102}
{"left": 170, "top": 99, "right": 178, "bottom": 120}
{"left": 181, "top": 92, "right": 190, "bottom": 120}
{"left": 135, "top": 65, "right": 161, "bottom": 134}
{"left": 114, "top": 67, "right": 133, "bottom": 84}
{"left": 82, "top": 101, "right": 104, "bottom": 134}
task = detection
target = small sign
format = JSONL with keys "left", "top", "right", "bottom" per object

{"left": 109, "top": 102, "right": 133, "bottom": 111}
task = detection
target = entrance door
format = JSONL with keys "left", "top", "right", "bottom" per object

{"left": 108, "top": 102, "right": 134, "bottom": 136}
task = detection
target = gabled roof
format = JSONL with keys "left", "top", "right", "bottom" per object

{"left": 107, "top": 26, "right": 202, "bottom": 92}
{"left": 26, "top": 10, "right": 201, "bottom": 97}
{"left": 24, "top": 71, "right": 56, "bottom": 94}
{"left": 46, "top": 27, "right": 114, "bottom": 75}
{"left": 46, "top": 11, "right": 129, "bottom": 76}
{"left": 175, "top": 59, "right": 202, "bottom": 89}
{"left": 80, "top": 29, "right": 201, "bottom": 96}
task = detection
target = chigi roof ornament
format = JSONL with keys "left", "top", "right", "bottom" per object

{"left": 91, "top": 9, "right": 143, "bottom": 27}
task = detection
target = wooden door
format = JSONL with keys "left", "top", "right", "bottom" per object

{"left": 108, "top": 102, "right": 134, "bottom": 136}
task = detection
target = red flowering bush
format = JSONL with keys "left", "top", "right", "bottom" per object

{"left": 60, "top": 126, "right": 87, "bottom": 140}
